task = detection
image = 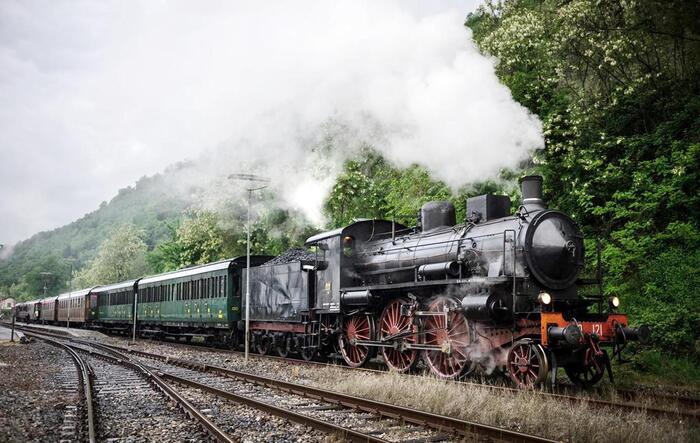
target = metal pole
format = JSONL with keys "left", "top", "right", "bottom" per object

{"left": 132, "top": 291, "right": 138, "bottom": 343}
{"left": 227, "top": 173, "right": 268, "bottom": 363}
{"left": 245, "top": 189, "right": 251, "bottom": 362}
{"left": 67, "top": 263, "right": 72, "bottom": 330}
{"left": 43, "top": 284, "right": 47, "bottom": 325}
{"left": 10, "top": 312, "right": 15, "bottom": 342}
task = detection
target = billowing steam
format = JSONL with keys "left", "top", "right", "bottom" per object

{"left": 0, "top": 1, "right": 542, "bottom": 243}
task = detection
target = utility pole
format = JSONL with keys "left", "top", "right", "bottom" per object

{"left": 228, "top": 173, "right": 269, "bottom": 362}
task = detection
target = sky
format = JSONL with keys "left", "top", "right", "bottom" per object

{"left": 0, "top": 0, "right": 543, "bottom": 247}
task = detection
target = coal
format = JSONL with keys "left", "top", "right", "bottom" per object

{"left": 264, "top": 248, "right": 316, "bottom": 266}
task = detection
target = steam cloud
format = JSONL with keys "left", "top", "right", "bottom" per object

{"left": 0, "top": 1, "right": 542, "bottom": 242}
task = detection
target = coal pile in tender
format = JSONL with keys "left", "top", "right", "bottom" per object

{"left": 264, "top": 248, "right": 316, "bottom": 265}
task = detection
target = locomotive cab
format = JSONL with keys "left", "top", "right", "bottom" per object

{"left": 305, "top": 220, "right": 403, "bottom": 313}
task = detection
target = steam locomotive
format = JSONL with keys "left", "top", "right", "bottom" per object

{"left": 14, "top": 175, "right": 649, "bottom": 388}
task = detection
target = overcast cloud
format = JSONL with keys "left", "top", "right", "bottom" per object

{"left": 0, "top": 0, "right": 542, "bottom": 247}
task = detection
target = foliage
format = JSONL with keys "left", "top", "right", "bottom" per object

{"left": 73, "top": 224, "right": 148, "bottom": 287}
{"left": 467, "top": 0, "right": 700, "bottom": 356}
{"left": 146, "top": 206, "right": 316, "bottom": 274}
{"left": 323, "top": 149, "right": 516, "bottom": 229}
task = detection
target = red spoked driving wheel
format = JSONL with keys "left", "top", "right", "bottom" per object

{"left": 422, "top": 296, "right": 472, "bottom": 379}
{"left": 506, "top": 339, "right": 549, "bottom": 389}
{"left": 379, "top": 298, "right": 419, "bottom": 373}
{"left": 338, "top": 313, "right": 375, "bottom": 368}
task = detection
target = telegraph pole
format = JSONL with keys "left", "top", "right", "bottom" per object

{"left": 228, "top": 173, "right": 269, "bottom": 362}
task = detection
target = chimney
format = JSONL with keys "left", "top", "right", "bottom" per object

{"left": 520, "top": 175, "right": 546, "bottom": 211}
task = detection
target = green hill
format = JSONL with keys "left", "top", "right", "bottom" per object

{"left": 0, "top": 164, "right": 192, "bottom": 299}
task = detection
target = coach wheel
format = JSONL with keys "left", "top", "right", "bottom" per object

{"left": 300, "top": 346, "right": 315, "bottom": 361}
{"left": 506, "top": 339, "right": 549, "bottom": 389}
{"left": 276, "top": 334, "right": 291, "bottom": 358}
{"left": 379, "top": 298, "right": 419, "bottom": 373}
{"left": 338, "top": 313, "right": 375, "bottom": 368}
{"left": 227, "top": 331, "right": 240, "bottom": 350}
{"left": 256, "top": 335, "right": 271, "bottom": 355}
{"left": 564, "top": 351, "right": 606, "bottom": 387}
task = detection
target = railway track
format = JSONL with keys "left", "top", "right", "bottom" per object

{"left": 130, "top": 333, "right": 700, "bottom": 421}
{"left": 15, "top": 324, "right": 700, "bottom": 426}
{"left": 20, "top": 327, "right": 555, "bottom": 442}
{"left": 92, "top": 340, "right": 553, "bottom": 442}
{"left": 24, "top": 331, "right": 235, "bottom": 443}
{"left": 33, "top": 334, "right": 97, "bottom": 443}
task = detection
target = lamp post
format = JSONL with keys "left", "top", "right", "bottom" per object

{"left": 228, "top": 173, "right": 269, "bottom": 362}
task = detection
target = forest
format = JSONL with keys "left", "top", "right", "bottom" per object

{"left": 0, "top": 0, "right": 698, "bottom": 382}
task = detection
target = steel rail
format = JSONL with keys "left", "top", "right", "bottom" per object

{"left": 99, "top": 342, "right": 556, "bottom": 443}
{"left": 82, "top": 341, "right": 394, "bottom": 442}
{"left": 23, "top": 332, "right": 96, "bottom": 443}
{"left": 159, "top": 338, "right": 700, "bottom": 420}
{"left": 159, "top": 372, "right": 391, "bottom": 443}
{"left": 123, "top": 335, "right": 700, "bottom": 422}
{"left": 10, "top": 323, "right": 699, "bottom": 422}
{"left": 33, "top": 334, "right": 237, "bottom": 443}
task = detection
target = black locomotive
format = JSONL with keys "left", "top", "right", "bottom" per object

{"left": 246, "top": 175, "right": 649, "bottom": 387}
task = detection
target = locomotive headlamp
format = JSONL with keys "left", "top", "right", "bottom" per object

{"left": 538, "top": 292, "right": 552, "bottom": 305}
{"left": 610, "top": 296, "right": 620, "bottom": 309}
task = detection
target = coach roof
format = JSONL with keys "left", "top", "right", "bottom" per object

{"left": 138, "top": 258, "right": 237, "bottom": 286}
{"left": 92, "top": 280, "right": 137, "bottom": 293}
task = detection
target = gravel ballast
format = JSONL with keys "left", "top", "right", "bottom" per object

{"left": 0, "top": 340, "right": 81, "bottom": 443}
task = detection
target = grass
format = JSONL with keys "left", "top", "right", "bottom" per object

{"left": 310, "top": 368, "right": 698, "bottom": 443}
{"left": 609, "top": 349, "right": 700, "bottom": 392}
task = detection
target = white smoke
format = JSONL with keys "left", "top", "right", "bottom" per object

{"left": 148, "top": 1, "right": 543, "bottom": 223}
{"left": 0, "top": 1, "right": 542, "bottom": 241}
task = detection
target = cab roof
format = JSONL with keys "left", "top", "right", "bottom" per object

{"left": 304, "top": 219, "right": 407, "bottom": 245}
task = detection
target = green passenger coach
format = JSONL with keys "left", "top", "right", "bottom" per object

{"left": 134, "top": 256, "right": 270, "bottom": 346}
{"left": 93, "top": 280, "right": 139, "bottom": 332}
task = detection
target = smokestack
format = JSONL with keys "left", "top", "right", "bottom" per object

{"left": 520, "top": 175, "right": 546, "bottom": 211}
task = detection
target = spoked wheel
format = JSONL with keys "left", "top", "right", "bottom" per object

{"left": 276, "top": 334, "right": 291, "bottom": 358}
{"left": 338, "top": 313, "right": 375, "bottom": 368}
{"left": 564, "top": 350, "right": 606, "bottom": 388}
{"left": 422, "top": 296, "right": 473, "bottom": 379}
{"left": 256, "top": 335, "right": 271, "bottom": 355}
{"left": 379, "top": 298, "right": 419, "bottom": 373}
{"left": 506, "top": 339, "right": 549, "bottom": 389}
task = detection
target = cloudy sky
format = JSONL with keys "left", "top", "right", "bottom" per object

{"left": 0, "top": 0, "right": 543, "bottom": 246}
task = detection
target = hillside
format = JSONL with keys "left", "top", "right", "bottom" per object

{"left": 0, "top": 165, "right": 192, "bottom": 298}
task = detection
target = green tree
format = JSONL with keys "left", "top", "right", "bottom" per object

{"left": 74, "top": 224, "right": 148, "bottom": 286}
{"left": 176, "top": 211, "right": 229, "bottom": 266}
{"left": 467, "top": 0, "right": 700, "bottom": 355}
